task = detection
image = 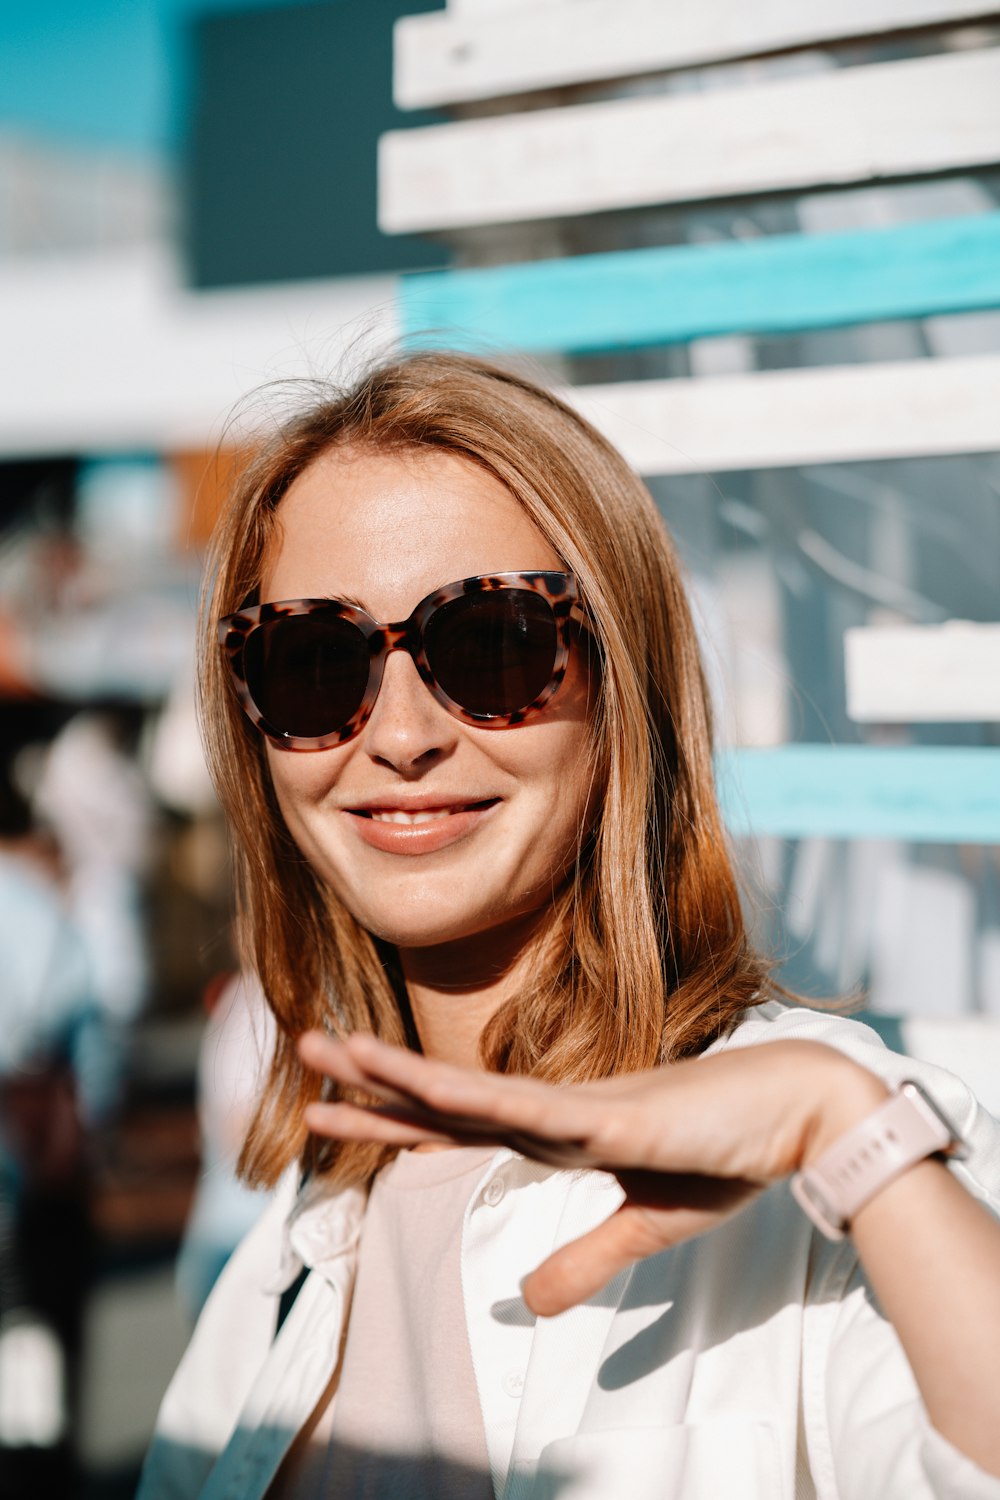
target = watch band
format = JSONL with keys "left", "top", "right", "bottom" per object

{"left": 791, "top": 1079, "right": 966, "bottom": 1240}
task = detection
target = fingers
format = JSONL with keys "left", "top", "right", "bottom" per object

{"left": 303, "top": 1099, "right": 450, "bottom": 1149}
{"left": 521, "top": 1204, "right": 671, "bottom": 1318}
{"left": 299, "top": 1031, "right": 374, "bottom": 1090}
{"left": 522, "top": 1179, "right": 767, "bottom": 1317}
{"left": 298, "top": 1031, "right": 423, "bottom": 1112}
{"left": 339, "top": 1033, "right": 598, "bottom": 1146}
{"left": 299, "top": 1030, "right": 476, "bottom": 1113}
{"left": 343, "top": 1033, "right": 533, "bottom": 1113}
{"left": 298, "top": 1031, "right": 604, "bottom": 1164}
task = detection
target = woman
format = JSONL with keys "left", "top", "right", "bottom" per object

{"left": 140, "top": 352, "right": 1000, "bottom": 1499}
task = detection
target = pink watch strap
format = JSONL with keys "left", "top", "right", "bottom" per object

{"left": 791, "top": 1079, "right": 964, "bottom": 1240}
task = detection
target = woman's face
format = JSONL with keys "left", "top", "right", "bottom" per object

{"left": 260, "top": 446, "right": 597, "bottom": 955}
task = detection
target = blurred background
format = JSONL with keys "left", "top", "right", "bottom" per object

{"left": 1, "top": 1, "right": 998, "bottom": 1494}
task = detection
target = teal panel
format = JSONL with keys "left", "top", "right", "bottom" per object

{"left": 716, "top": 746, "right": 1000, "bottom": 844}
{"left": 0, "top": 0, "right": 325, "bottom": 153}
{"left": 400, "top": 213, "right": 1000, "bottom": 355}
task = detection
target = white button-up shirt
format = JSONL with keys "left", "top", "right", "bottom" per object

{"left": 138, "top": 1004, "right": 1000, "bottom": 1500}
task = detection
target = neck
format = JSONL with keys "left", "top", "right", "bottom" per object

{"left": 397, "top": 911, "right": 546, "bottom": 1069}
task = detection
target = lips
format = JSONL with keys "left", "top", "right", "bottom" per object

{"left": 345, "top": 797, "right": 500, "bottom": 855}
{"left": 352, "top": 799, "right": 498, "bottom": 824}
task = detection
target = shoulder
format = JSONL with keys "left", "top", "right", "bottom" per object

{"left": 711, "top": 1002, "right": 1000, "bottom": 1206}
{"left": 708, "top": 1001, "right": 901, "bottom": 1071}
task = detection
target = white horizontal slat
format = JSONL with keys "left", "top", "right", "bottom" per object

{"left": 380, "top": 47, "right": 1000, "bottom": 233}
{"left": 845, "top": 623, "right": 1000, "bottom": 722}
{"left": 566, "top": 354, "right": 1000, "bottom": 475}
{"left": 397, "top": 0, "right": 994, "bottom": 109}
{"left": 0, "top": 244, "right": 398, "bottom": 456}
{"left": 445, "top": 0, "right": 538, "bottom": 11}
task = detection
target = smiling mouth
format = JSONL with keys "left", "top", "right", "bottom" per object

{"left": 351, "top": 799, "right": 499, "bottom": 826}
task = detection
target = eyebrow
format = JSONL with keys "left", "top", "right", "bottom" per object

{"left": 318, "top": 580, "right": 454, "bottom": 619}
{"left": 316, "top": 574, "right": 480, "bottom": 620}
{"left": 320, "top": 590, "right": 369, "bottom": 613}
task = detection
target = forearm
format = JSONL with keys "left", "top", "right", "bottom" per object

{"left": 807, "top": 1061, "right": 1000, "bottom": 1476}
{"left": 850, "top": 1154, "right": 1000, "bottom": 1476}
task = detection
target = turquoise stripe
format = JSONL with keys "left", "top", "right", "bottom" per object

{"left": 400, "top": 213, "right": 1000, "bottom": 355}
{"left": 716, "top": 746, "right": 1000, "bottom": 844}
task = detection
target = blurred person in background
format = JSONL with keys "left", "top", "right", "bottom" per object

{"left": 139, "top": 353, "right": 1000, "bottom": 1500}
{"left": 147, "top": 675, "right": 277, "bottom": 1320}
{"left": 0, "top": 752, "right": 101, "bottom": 1497}
{"left": 34, "top": 706, "right": 154, "bottom": 1117}
{"left": 175, "top": 970, "right": 275, "bottom": 1321}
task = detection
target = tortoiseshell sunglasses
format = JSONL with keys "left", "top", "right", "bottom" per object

{"left": 219, "top": 571, "right": 586, "bottom": 750}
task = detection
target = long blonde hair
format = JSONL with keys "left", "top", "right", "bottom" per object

{"left": 200, "top": 351, "right": 773, "bottom": 1188}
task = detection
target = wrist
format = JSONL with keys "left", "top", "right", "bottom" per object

{"left": 801, "top": 1053, "right": 891, "bottom": 1168}
{"left": 793, "top": 1076, "right": 966, "bottom": 1240}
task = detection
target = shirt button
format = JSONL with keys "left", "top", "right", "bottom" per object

{"left": 502, "top": 1369, "right": 525, "bottom": 1398}
{"left": 483, "top": 1177, "right": 506, "bottom": 1207}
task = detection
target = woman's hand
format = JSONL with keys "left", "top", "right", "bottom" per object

{"left": 299, "top": 1032, "right": 885, "bottom": 1315}
{"left": 301, "top": 1032, "right": 1000, "bottom": 1475}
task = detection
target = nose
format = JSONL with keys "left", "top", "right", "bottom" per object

{"left": 361, "top": 646, "right": 458, "bottom": 774}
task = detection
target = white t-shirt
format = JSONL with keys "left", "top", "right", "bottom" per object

{"left": 271, "top": 1145, "right": 496, "bottom": 1499}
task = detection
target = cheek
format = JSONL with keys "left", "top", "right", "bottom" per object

{"left": 504, "top": 718, "right": 599, "bottom": 869}
{"left": 538, "top": 659, "right": 600, "bottom": 819}
{"left": 264, "top": 745, "right": 340, "bottom": 842}
{"left": 544, "top": 690, "right": 603, "bottom": 872}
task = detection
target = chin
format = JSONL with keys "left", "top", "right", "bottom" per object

{"left": 359, "top": 911, "right": 488, "bottom": 949}
{"left": 341, "top": 886, "right": 523, "bottom": 950}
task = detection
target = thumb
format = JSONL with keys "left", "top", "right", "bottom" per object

{"left": 521, "top": 1204, "right": 667, "bottom": 1318}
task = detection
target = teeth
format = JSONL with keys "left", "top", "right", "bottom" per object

{"left": 371, "top": 809, "right": 454, "bottom": 825}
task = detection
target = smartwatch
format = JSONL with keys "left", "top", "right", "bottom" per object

{"left": 791, "top": 1079, "right": 967, "bottom": 1240}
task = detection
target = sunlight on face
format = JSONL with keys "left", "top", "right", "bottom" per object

{"left": 260, "top": 446, "right": 597, "bottom": 956}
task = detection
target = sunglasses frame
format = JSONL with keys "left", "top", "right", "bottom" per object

{"left": 219, "top": 570, "right": 585, "bottom": 751}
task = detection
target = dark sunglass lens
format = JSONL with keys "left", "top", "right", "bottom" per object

{"left": 244, "top": 612, "right": 369, "bottom": 738}
{"left": 425, "top": 590, "right": 558, "bottom": 716}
